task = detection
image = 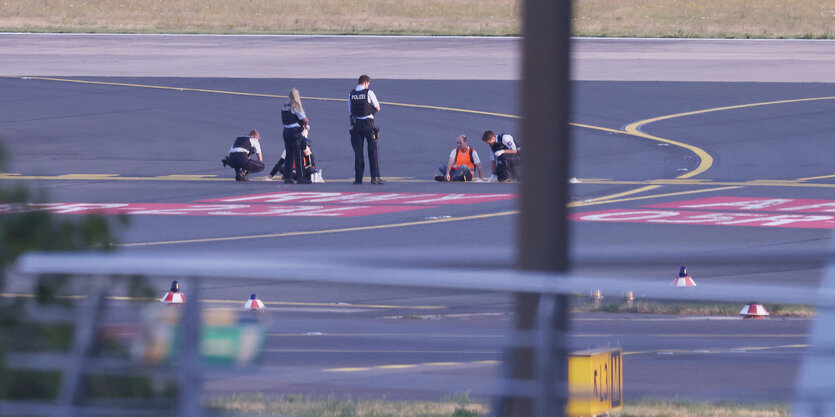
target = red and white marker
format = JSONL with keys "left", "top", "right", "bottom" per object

{"left": 244, "top": 293, "right": 265, "bottom": 311}
{"left": 740, "top": 303, "right": 769, "bottom": 319}
{"left": 160, "top": 280, "right": 186, "bottom": 304}
{"left": 671, "top": 266, "right": 697, "bottom": 287}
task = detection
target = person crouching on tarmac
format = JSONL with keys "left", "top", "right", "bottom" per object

{"left": 481, "top": 130, "right": 520, "bottom": 182}
{"left": 436, "top": 134, "right": 485, "bottom": 182}
{"left": 221, "top": 130, "right": 264, "bottom": 182}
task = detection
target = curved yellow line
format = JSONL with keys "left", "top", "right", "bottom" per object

{"left": 623, "top": 122, "right": 714, "bottom": 180}
{"left": 610, "top": 95, "right": 835, "bottom": 201}
{"left": 625, "top": 96, "right": 835, "bottom": 179}
{"left": 13, "top": 76, "right": 832, "bottom": 244}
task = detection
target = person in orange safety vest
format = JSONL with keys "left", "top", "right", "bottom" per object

{"left": 435, "top": 134, "right": 485, "bottom": 182}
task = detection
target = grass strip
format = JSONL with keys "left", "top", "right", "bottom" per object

{"left": 574, "top": 0, "right": 833, "bottom": 39}
{"left": 204, "top": 393, "right": 487, "bottom": 417}
{"left": 577, "top": 299, "right": 815, "bottom": 318}
{"left": 0, "top": 0, "right": 831, "bottom": 38}
{"left": 206, "top": 395, "right": 791, "bottom": 417}
{"left": 616, "top": 400, "right": 790, "bottom": 417}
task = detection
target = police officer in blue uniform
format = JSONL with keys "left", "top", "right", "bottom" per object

{"left": 222, "top": 130, "right": 264, "bottom": 182}
{"left": 481, "top": 130, "right": 520, "bottom": 182}
{"left": 282, "top": 88, "right": 311, "bottom": 184}
{"left": 349, "top": 74, "right": 384, "bottom": 185}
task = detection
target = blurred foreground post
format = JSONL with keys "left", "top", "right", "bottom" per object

{"left": 511, "top": 0, "right": 573, "bottom": 416}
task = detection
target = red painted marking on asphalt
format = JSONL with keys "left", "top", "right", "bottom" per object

{"left": 648, "top": 196, "right": 835, "bottom": 214}
{"left": 0, "top": 203, "right": 433, "bottom": 217}
{"left": 571, "top": 209, "right": 835, "bottom": 229}
{"left": 200, "top": 191, "right": 516, "bottom": 205}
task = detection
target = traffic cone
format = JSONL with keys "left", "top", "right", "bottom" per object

{"left": 740, "top": 302, "right": 769, "bottom": 319}
{"left": 671, "top": 266, "right": 696, "bottom": 287}
{"left": 244, "top": 293, "right": 265, "bottom": 311}
{"left": 160, "top": 280, "right": 186, "bottom": 304}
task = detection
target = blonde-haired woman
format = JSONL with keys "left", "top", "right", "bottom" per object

{"left": 280, "top": 88, "right": 310, "bottom": 184}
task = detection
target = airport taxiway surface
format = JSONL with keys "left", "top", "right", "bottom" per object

{"left": 2, "top": 35, "right": 834, "bottom": 403}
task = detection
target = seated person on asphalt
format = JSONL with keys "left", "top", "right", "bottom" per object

{"left": 268, "top": 139, "right": 320, "bottom": 182}
{"left": 436, "top": 134, "right": 485, "bottom": 182}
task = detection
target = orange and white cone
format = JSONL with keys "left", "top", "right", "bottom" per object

{"left": 671, "top": 266, "right": 696, "bottom": 287}
{"left": 161, "top": 280, "right": 186, "bottom": 304}
{"left": 244, "top": 293, "right": 265, "bottom": 311}
{"left": 740, "top": 302, "right": 769, "bottom": 319}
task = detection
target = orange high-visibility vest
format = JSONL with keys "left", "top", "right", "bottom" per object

{"left": 454, "top": 147, "right": 475, "bottom": 170}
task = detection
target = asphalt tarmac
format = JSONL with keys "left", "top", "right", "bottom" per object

{"left": 2, "top": 35, "right": 835, "bottom": 404}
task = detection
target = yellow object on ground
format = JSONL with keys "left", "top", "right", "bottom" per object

{"left": 568, "top": 348, "right": 623, "bottom": 417}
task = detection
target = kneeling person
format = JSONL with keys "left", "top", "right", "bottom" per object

{"left": 269, "top": 140, "right": 318, "bottom": 182}
{"left": 222, "top": 130, "right": 264, "bottom": 182}
{"left": 481, "top": 130, "right": 519, "bottom": 182}
{"left": 436, "top": 134, "right": 484, "bottom": 182}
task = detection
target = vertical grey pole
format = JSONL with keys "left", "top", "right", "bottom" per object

{"left": 57, "top": 277, "right": 106, "bottom": 417}
{"left": 514, "top": 0, "right": 573, "bottom": 416}
{"left": 535, "top": 295, "right": 570, "bottom": 417}
{"left": 520, "top": 0, "right": 572, "bottom": 267}
{"left": 178, "top": 277, "right": 203, "bottom": 417}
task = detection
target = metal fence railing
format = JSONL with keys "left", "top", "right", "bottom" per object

{"left": 4, "top": 249, "right": 834, "bottom": 417}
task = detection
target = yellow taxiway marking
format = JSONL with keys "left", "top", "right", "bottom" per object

{"left": 325, "top": 367, "right": 373, "bottom": 372}
{"left": 577, "top": 178, "right": 835, "bottom": 189}
{"left": 797, "top": 174, "right": 835, "bottom": 181}
{"left": 9, "top": 174, "right": 835, "bottom": 189}
{"left": 8, "top": 172, "right": 835, "bottom": 190}
{"left": 0, "top": 173, "right": 226, "bottom": 181}
{"left": 324, "top": 360, "right": 499, "bottom": 373}
{"left": 378, "top": 364, "right": 418, "bottom": 369}
{"left": 625, "top": 95, "right": 835, "bottom": 179}
{"left": 569, "top": 186, "right": 742, "bottom": 207}
{"left": 308, "top": 344, "right": 807, "bottom": 372}
{"left": 623, "top": 344, "right": 808, "bottom": 356}
{"left": 605, "top": 95, "right": 835, "bottom": 200}
{"left": 10, "top": 76, "right": 835, "bottom": 246}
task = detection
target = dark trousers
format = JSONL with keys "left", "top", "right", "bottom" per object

{"left": 496, "top": 154, "right": 520, "bottom": 181}
{"left": 269, "top": 159, "right": 284, "bottom": 177}
{"left": 270, "top": 154, "right": 314, "bottom": 180}
{"left": 350, "top": 118, "right": 380, "bottom": 182}
{"left": 283, "top": 127, "right": 304, "bottom": 181}
{"left": 228, "top": 152, "right": 264, "bottom": 173}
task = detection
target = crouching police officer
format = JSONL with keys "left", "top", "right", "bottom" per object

{"left": 349, "top": 74, "right": 384, "bottom": 185}
{"left": 222, "top": 130, "right": 264, "bottom": 182}
{"left": 481, "top": 130, "right": 520, "bottom": 182}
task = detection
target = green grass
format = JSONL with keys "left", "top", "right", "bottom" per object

{"left": 204, "top": 393, "right": 488, "bottom": 417}
{"left": 616, "top": 400, "right": 790, "bottom": 417}
{"left": 206, "top": 395, "right": 791, "bottom": 417}
{"left": 579, "top": 299, "right": 814, "bottom": 317}
{"left": 0, "top": 0, "right": 831, "bottom": 38}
